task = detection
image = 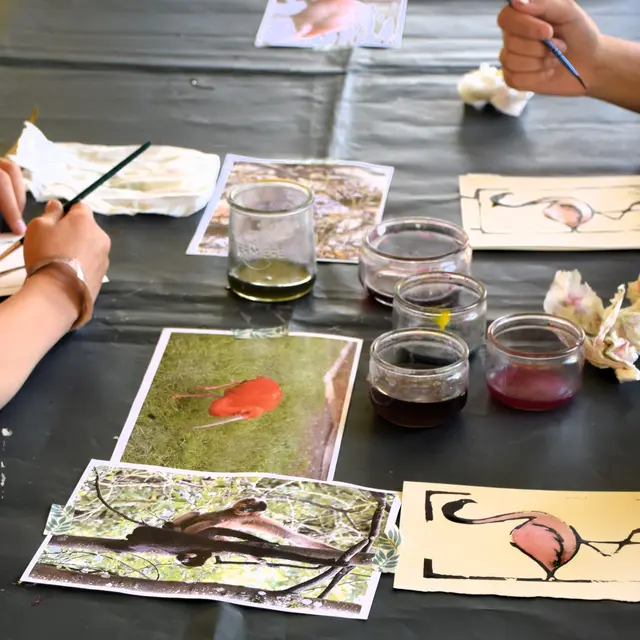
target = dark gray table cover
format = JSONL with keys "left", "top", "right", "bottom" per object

{"left": 1, "top": 1, "right": 640, "bottom": 638}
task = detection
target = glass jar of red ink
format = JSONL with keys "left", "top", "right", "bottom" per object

{"left": 359, "top": 217, "right": 473, "bottom": 306}
{"left": 485, "top": 313, "right": 585, "bottom": 411}
{"left": 368, "top": 328, "right": 469, "bottom": 428}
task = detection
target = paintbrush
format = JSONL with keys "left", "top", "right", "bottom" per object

{"left": 0, "top": 141, "right": 152, "bottom": 264}
{"left": 506, "top": 0, "right": 586, "bottom": 91}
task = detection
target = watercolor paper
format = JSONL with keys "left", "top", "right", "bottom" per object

{"left": 22, "top": 460, "right": 400, "bottom": 619}
{"left": 111, "top": 329, "right": 361, "bottom": 481}
{"left": 394, "top": 481, "right": 640, "bottom": 601}
{"left": 460, "top": 174, "right": 640, "bottom": 250}
{"left": 186, "top": 154, "right": 394, "bottom": 263}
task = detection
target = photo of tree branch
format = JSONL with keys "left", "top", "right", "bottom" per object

{"left": 191, "top": 156, "right": 393, "bottom": 263}
{"left": 22, "top": 462, "right": 399, "bottom": 619}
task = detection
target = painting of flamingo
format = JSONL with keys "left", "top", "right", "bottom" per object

{"left": 393, "top": 481, "right": 640, "bottom": 602}
{"left": 172, "top": 377, "right": 284, "bottom": 429}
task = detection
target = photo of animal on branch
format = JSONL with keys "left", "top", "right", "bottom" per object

{"left": 22, "top": 461, "right": 400, "bottom": 619}
{"left": 111, "top": 329, "right": 362, "bottom": 481}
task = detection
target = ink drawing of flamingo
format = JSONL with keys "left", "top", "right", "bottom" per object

{"left": 172, "top": 376, "right": 283, "bottom": 430}
{"left": 443, "top": 499, "right": 582, "bottom": 581}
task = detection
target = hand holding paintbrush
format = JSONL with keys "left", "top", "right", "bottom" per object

{"left": 499, "top": 0, "right": 599, "bottom": 95}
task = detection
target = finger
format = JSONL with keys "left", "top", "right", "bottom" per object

{"left": 500, "top": 48, "right": 559, "bottom": 73}
{"left": 63, "top": 202, "right": 94, "bottom": 219}
{"left": 498, "top": 5, "right": 554, "bottom": 41}
{"left": 0, "top": 158, "right": 26, "bottom": 213}
{"left": 39, "top": 199, "right": 65, "bottom": 224}
{"left": 0, "top": 170, "right": 26, "bottom": 235}
{"left": 503, "top": 67, "right": 556, "bottom": 92}
{"left": 503, "top": 34, "right": 566, "bottom": 58}
{"left": 509, "top": 0, "right": 584, "bottom": 26}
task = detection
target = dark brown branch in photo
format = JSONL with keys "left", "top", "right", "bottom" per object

{"left": 29, "top": 564, "right": 361, "bottom": 614}
{"left": 48, "top": 528, "right": 374, "bottom": 567}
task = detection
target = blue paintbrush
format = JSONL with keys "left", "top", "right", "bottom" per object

{"left": 506, "top": 0, "right": 586, "bottom": 90}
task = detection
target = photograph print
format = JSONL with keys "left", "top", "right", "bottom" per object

{"left": 22, "top": 461, "right": 400, "bottom": 619}
{"left": 394, "top": 481, "right": 640, "bottom": 602}
{"left": 186, "top": 154, "right": 394, "bottom": 263}
{"left": 111, "top": 329, "right": 362, "bottom": 481}
{"left": 254, "top": 0, "right": 408, "bottom": 49}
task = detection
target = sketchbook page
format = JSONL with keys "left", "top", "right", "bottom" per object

{"left": 186, "top": 154, "right": 394, "bottom": 264}
{"left": 394, "top": 480, "right": 640, "bottom": 602}
{"left": 21, "top": 460, "right": 400, "bottom": 620}
{"left": 0, "top": 234, "right": 110, "bottom": 297}
{"left": 110, "top": 328, "right": 362, "bottom": 482}
{"left": 459, "top": 174, "right": 640, "bottom": 251}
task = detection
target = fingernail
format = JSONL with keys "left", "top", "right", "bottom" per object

{"left": 45, "top": 200, "right": 62, "bottom": 213}
{"left": 15, "top": 219, "right": 27, "bottom": 234}
{"left": 515, "top": 0, "right": 530, "bottom": 4}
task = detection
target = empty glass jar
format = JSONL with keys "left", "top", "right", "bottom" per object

{"left": 227, "top": 180, "right": 317, "bottom": 302}
{"left": 359, "top": 217, "right": 472, "bottom": 306}
{"left": 392, "top": 272, "right": 487, "bottom": 355}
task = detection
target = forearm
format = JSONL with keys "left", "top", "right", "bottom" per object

{"left": 0, "top": 270, "right": 78, "bottom": 409}
{"left": 589, "top": 36, "right": 640, "bottom": 113}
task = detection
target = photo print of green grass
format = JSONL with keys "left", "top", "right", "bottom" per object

{"left": 22, "top": 461, "right": 400, "bottom": 619}
{"left": 111, "top": 329, "right": 362, "bottom": 480}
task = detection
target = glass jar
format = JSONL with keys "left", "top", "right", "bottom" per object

{"left": 368, "top": 328, "right": 469, "bottom": 429}
{"left": 392, "top": 272, "right": 487, "bottom": 355}
{"left": 359, "top": 217, "right": 472, "bottom": 306}
{"left": 227, "top": 180, "right": 316, "bottom": 302}
{"left": 486, "top": 313, "right": 585, "bottom": 411}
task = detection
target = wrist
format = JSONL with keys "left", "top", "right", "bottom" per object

{"left": 587, "top": 34, "right": 620, "bottom": 101}
{"left": 20, "top": 268, "right": 82, "bottom": 331}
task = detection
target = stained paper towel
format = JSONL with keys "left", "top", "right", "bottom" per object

{"left": 458, "top": 64, "right": 533, "bottom": 117}
{"left": 0, "top": 234, "right": 108, "bottom": 298}
{"left": 8, "top": 123, "right": 220, "bottom": 217}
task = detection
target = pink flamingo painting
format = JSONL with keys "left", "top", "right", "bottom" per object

{"left": 172, "top": 376, "right": 283, "bottom": 430}
{"left": 291, "top": 0, "right": 367, "bottom": 39}
{"left": 442, "top": 498, "right": 640, "bottom": 581}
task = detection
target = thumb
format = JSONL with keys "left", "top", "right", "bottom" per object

{"left": 509, "top": 0, "right": 582, "bottom": 25}
{"left": 39, "top": 199, "right": 64, "bottom": 224}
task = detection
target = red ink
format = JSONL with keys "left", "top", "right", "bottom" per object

{"left": 487, "top": 368, "right": 577, "bottom": 411}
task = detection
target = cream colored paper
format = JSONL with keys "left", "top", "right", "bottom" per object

{"left": 394, "top": 481, "right": 640, "bottom": 601}
{"left": 0, "top": 233, "right": 108, "bottom": 297}
{"left": 459, "top": 174, "right": 640, "bottom": 250}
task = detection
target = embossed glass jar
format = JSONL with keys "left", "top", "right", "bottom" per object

{"left": 227, "top": 180, "right": 316, "bottom": 302}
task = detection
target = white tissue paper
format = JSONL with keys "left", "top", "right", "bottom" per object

{"left": 458, "top": 64, "right": 533, "bottom": 117}
{"left": 0, "top": 234, "right": 109, "bottom": 298}
{"left": 8, "top": 123, "right": 220, "bottom": 217}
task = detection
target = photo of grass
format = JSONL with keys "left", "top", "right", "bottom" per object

{"left": 111, "top": 329, "right": 361, "bottom": 481}
{"left": 186, "top": 154, "right": 394, "bottom": 263}
{"left": 22, "top": 461, "right": 400, "bottom": 619}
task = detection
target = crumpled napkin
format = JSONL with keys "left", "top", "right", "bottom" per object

{"left": 458, "top": 64, "right": 534, "bottom": 117}
{"left": 0, "top": 233, "right": 109, "bottom": 298}
{"left": 8, "top": 122, "right": 220, "bottom": 217}
{"left": 543, "top": 270, "right": 640, "bottom": 382}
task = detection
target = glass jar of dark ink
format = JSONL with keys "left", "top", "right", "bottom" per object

{"left": 359, "top": 217, "right": 473, "bottom": 307}
{"left": 368, "top": 328, "right": 469, "bottom": 429}
{"left": 486, "top": 313, "right": 585, "bottom": 411}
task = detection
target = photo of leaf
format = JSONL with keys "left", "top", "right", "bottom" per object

{"left": 187, "top": 155, "right": 394, "bottom": 263}
{"left": 22, "top": 461, "right": 400, "bottom": 619}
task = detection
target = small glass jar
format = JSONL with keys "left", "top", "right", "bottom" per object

{"left": 368, "top": 328, "right": 469, "bottom": 429}
{"left": 392, "top": 272, "right": 487, "bottom": 355}
{"left": 227, "top": 180, "right": 317, "bottom": 303}
{"left": 359, "top": 217, "right": 472, "bottom": 306}
{"left": 486, "top": 313, "right": 585, "bottom": 411}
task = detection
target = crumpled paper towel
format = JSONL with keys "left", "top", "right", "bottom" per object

{"left": 543, "top": 270, "right": 640, "bottom": 382}
{"left": 0, "top": 233, "right": 108, "bottom": 297}
{"left": 8, "top": 122, "right": 220, "bottom": 217}
{"left": 458, "top": 64, "right": 534, "bottom": 117}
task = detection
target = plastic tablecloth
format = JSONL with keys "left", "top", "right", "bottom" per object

{"left": 1, "top": 1, "right": 640, "bottom": 638}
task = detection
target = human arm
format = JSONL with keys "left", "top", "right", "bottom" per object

{"left": 497, "top": 0, "right": 640, "bottom": 113}
{"left": 0, "top": 199, "right": 110, "bottom": 409}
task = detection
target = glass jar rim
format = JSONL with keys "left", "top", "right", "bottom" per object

{"left": 370, "top": 328, "right": 470, "bottom": 378}
{"left": 487, "top": 313, "right": 585, "bottom": 361}
{"left": 227, "top": 179, "right": 315, "bottom": 217}
{"left": 394, "top": 271, "right": 487, "bottom": 317}
{"left": 363, "top": 217, "right": 470, "bottom": 263}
